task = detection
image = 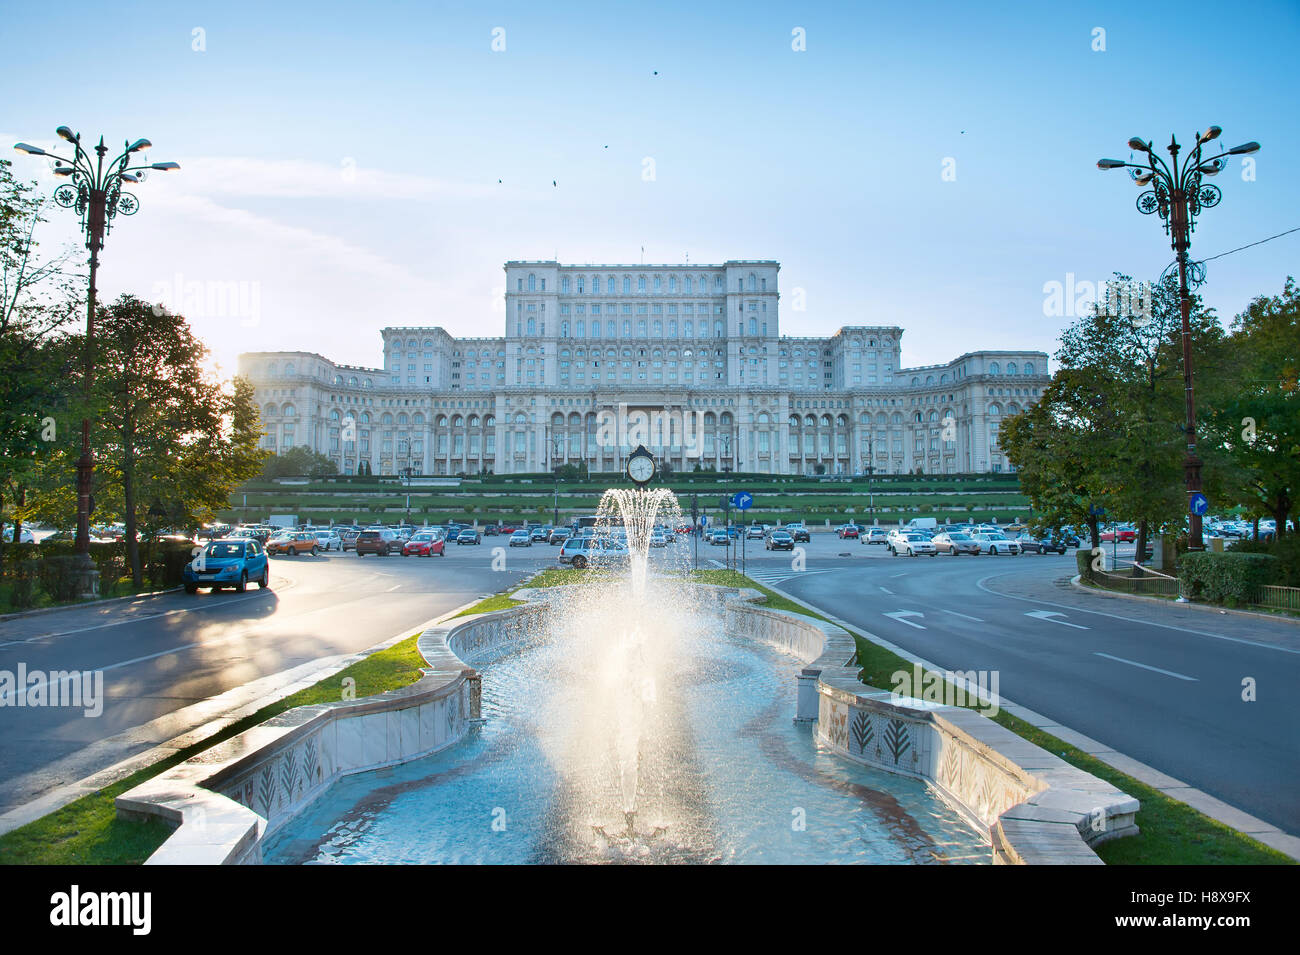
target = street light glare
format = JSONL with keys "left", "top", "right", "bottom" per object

{"left": 13, "top": 142, "right": 47, "bottom": 156}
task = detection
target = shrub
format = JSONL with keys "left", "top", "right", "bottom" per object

{"left": 1076, "top": 547, "right": 1097, "bottom": 581}
{"left": 1178, "top": 552, "right": 1280, "bottom": 606}
{"left": 1228, "top": 535, "right": 1300, "bottom": 588}
{"left": 37, "top": 555, "right": 83, "bottom": 603}
{"left": 9, "top": 560, "right": 39, "bottom": 609}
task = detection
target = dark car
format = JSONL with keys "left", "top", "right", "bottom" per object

{"left": 785, "top": 524, "right": 811, "bottom": 543}
{"left": 1028, "top": 533, "right": 1067, "bottom": 555}
{"left": 355, "top": 528, "right": 398, "bottom": 556}
{"left": 456, "top": 529, "right": 482, "bottom": 545}
{"left": 766, "top": 530, "right": 795, "bottom": 551}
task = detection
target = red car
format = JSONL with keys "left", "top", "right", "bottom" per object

{"left": 1099, "top": 526, "right": 1137, "bottom": 543}
{"left": 837, "top": 524, "right": 861, "bottom": 539}
{"left": 402, "top": 531, "right": 446, "bottom": 557}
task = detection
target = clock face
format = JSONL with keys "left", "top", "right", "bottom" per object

{"left": 628, "top": 455, "right": 655, "bottom": 483}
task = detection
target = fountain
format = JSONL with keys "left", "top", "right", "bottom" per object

{"left": 259, "top": 451, "right": 995, "bottom": 864}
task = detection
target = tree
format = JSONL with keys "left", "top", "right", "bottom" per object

{"left": 45, "top": 295, "right": 268, "bottom": 587}
{"left": 1201, "top": 278, "right": 1300, "bottom": 535}
{"left": 0, "top": 159, "right": 80, "bottom": 572}
{"left": 260, "top": 445, "right": 338, "bottom": 480}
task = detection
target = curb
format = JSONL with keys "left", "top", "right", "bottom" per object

{"left": 0, "top": 596, "right": 485, "bottom": 839}
{"left": 761, "top": 579, "right": 1300, "bottom": 863}
{"left": 1069, "top": 574, "right": 1300, "bottom": 625}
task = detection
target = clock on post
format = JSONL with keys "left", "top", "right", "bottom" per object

{"left": 626, "top": 444, "right": 656, "bottom": 486}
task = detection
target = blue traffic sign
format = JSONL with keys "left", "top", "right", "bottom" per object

{"left": 1089, "top": 504, "right": 1106, "bottom": 516}
{"left": 1189, "top": 492, "right": 1209, "bottom": 516}
{"left": 732, "top": 491, "right": 753, "bottom": 511}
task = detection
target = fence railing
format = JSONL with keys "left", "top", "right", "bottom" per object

{"left": 1090, "top": 565, "right": 1181, "bottom": 597}
{"left": 1255, "top": 585, "right": 1300, "bottom": 612}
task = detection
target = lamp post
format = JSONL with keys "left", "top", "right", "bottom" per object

{"left": 13, "top": 129, "right": 179, "bottom": 596}
{"left": 400, "top": 465, "right": 414, "bottom": 523}
{"left": 1097, "top": 127, "right": 1258, "bottom": 551}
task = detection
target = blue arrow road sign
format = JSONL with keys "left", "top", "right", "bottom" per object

{"left": 732, "top": 491, "right": 753, "bottom": 511}
{"left": 1189, "top": 492, "right": 1209, "bottom": 516}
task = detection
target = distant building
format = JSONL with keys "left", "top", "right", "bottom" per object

{"left": 238, "top": 259, "right": 1049, "bottom": 475}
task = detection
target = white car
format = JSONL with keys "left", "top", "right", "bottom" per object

{"left": 313, "top": 530, "right": 343, "bottom": 552}
{"left": 971, "top": 532, "right": 1020, "bottom": 555}
{"left": 2, "top": 527, "right": 36, "bottom": 544}
{"left": 649, "top": 532, "right": 668, "bottom": 547}
{"left": 893, "top": 533, "right": 937, "bottom": 557}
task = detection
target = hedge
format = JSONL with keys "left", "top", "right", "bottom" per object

{"left": 1227, "top": 535, "right": 1300, "bottom": 588}
{"left": 1178, "top": 551, "right": 1280, "bottom": 607}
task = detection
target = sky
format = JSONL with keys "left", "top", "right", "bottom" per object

{"left": 5, "top": 0, "right": 1298, "bottom": 379}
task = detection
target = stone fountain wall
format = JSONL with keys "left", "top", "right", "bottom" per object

{"left": 721, "top": 590, "right": 1139, "bottom": 865}
{"left": 114, "top": 602, "right": 545, "bottom": 864}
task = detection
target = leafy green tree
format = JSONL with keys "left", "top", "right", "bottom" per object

{"left": 36, "top": 295, "right": 268, "bottom": 586}
{"left": 260, "top": 445, "right": 339, "bottom": 479}
{"left": 1200, "top": 278, "right": 1300, "bottom": 534}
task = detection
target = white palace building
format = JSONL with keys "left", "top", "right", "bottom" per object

{"left": 237, "top": 259, "right": 1050, "bottom": 477}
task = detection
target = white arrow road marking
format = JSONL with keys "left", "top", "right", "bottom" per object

{"left": 941, "top": 609, "right": 984, "bottom": 622}
{"left": 1094, "top": 652, "right": 1197, "bottom": 681}
{"left": 884, "top": 611, "right": 926, "bottom": 630}
{"left": 1024, "top": 610, "right": 1089, "bottom": 629}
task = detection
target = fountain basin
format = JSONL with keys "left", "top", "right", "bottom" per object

{"left": 116, "top": 584, "right": 1137, "bottom": 864}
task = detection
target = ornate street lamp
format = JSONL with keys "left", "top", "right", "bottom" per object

{"left": 14, "top": 129, "right": 180, "bottom": 595}
{"left": 1097, "top": 127, "right": 1258, "bottom": 551}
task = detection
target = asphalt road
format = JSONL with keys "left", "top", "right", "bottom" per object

{"left": 734, "top": 537, "right": 1300, "bottom": 836}
{"left": 0, "top": 540, "right": 557, "bottom": 817}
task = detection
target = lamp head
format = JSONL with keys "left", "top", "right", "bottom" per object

{"left": 13, "top": 143, "right": 47, "bottom": 156}
{"left": 56, "top": 126, "right": 77, "bottom": 143}
{"left": 126, "top": 138, "right": 152, "bottom": 154}
{"left": 1127, "top": 137, "right": 1151, "bottom": 152}
{"left": 1096, "top": 158, "right": 1127, "bottom": 170}
{"left": 1227, "top": 141, "right": 1260, "bottom": 156}
{"left": 1198, "top": 125, "right": 1222, "bottom": 144}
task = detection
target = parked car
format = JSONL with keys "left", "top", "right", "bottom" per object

{"left": 457, "top": 529, "right": 482, "bottom": 545}
{"left": 558, "top": 536, "right": 624, "bottom": 569}
{"left": 483, "top": 525, "right": 500, "bottom": 537}
{"left": 1099, "top": 525, "right": 1137, "bottom": 543}
{"left": 932, "top": 531, "right": 980, "bottom": 556}
{"left": 970, "top": 532, "right": 1021, "bottom": 555}
{"left": 340, "top": 529, "right": 361, "bottom": 551}
{"left": 183, "top": 538, "right": 270, "bottom": 593}
{"left": 862, "top": 527, "right": 890, "bottom": 546}
{"left": 402, "top": 532, "right": 446, "bottom": 557}
{"left": 531, "top": 526, "right": 551, "bottom": 542}
{"left": 355, "top": 528, "right": 398, "bottom": 556}
{"left": 784, "top": 523, "right": 810, "bottom": 543}
{"left": 1023, "top": 534, "right": 1066, "bottom": 555}
{"left": 313, "top": 530, "right": 343, "bottom": 552}
{"left": 837, "top": 523, "right": 862, "bottom": 539}
{"left": 893, "top": 533, "right": 937, "bottom": 557}
{"left": 266, "top": 531, "right": 320, "bottom": 557}
{"left": 509, "top": 530, "right": 532, "bottom": 547}
{"left": 766, "top": 530, "right": 795, "bottom": 551}
{"left": 2, "top": 526, "right": 37, "bottom": 544}
{"left": 707, "top": 529, "right": 730, "bottom": 546}
{"left": 649, "top": 531, "right": 669, "bottom": 548}
{"left": 548, "top": 528, "right": 570, "bottom": 545}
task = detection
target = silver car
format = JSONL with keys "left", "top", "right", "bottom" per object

{"left": 971, "top": 532, "right": 1021, "bottom": 555}
{"left": 893, "top": 533, "right": 937, "bottom": 557}
{"left": 932, "top": 531, "right": 980, "bottom": 556}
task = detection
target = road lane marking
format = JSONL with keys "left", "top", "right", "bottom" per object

{"left": 941, "top": 609, "right": 984, "bottom": 622}
{"left": 1024, "top": 610, "right": 1089, "bottom": 630}
{"left": 883, "top": 611, "right": 926, "bottom": 630}
{"left": 1, "top": 592, "right": 268, "bottom": 644}
{"left": 879, "top": 586, "right": 894, "bottom": 595}
{"left": 1094, "top": 652, "right": 1197, "bottom": 681}
{"left": 976, "top": 573, "right": 1300, "bottom": 655}
{"left": 0, "top": 642, "right": 204, "bottom": 704}
{"left": 891, "top": 572, "right": 906, "bottom": 578}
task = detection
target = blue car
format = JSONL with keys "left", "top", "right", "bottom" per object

{"left": 183, "top": 539, "right": 270, "bottom": 593}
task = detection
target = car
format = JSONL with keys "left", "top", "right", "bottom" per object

{"left": 340, "top": 529, "right": 361, "bottom": 551}
{"left": 893, "top": 533, "right": 937, "bottom": 557}
{"left": 558, "top": 536, "right": 624, "bottom": 569}
{"left": 266, "top": 531, "right": 319, "bottom": 556}
{"left": 1099, "top": 525, "right": 1137, "bottom": 543}
{"left": 313, "top": 530, "right": 343, "bottom": 552}
{"left": 183, "top": 538, "right": 270, "bottom": 593}
{"left": 531, "top": 526, "right": 550, "bottom": 542}
{"left": 355, "top": 528, "right": 398, "bottom": 556}
{"left": 707, "top": 529, "right": 730, "bottom": 546}
{"left": 457, "top": 529, "right": 482, "bottom": 545}
{"left": 1024, "top": 534, "right": 1066, "bottom": 555}
{"left": 402, "top": 532, "right": 446, "bottom": 557}
{"left": 766, "top": 530, "right": 795, "bottom": 551}
{"left": 746, "top": 525, "right": 765, "bottom": 540}
{"left": 784, "top": 524, "right": 811, "bottom": 543}
{"left": 483, "top": 525, "right": 500, "bottom": 537}
{"left": 970, "top": 532, "right": 1020, "bottom": 555}
{"left": 862, "top": 527, "right": 890, "bottom": 546}
{"left": 2, "top": 526, "right": 37, "bottom": 544}
{"left": 649, "top": 531, "right": 669, "bottom": 548}
{"left": 837, "top": 523, "right": 862, "bottom": 539}
{"left": 509, "top": 530, "right": 532, "bottom": 547}
{"left": 548, "top": 528, "right": 570, "bottom": 545}
{"left": 932, "top": 531, "right": 980, "bottom": 556}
